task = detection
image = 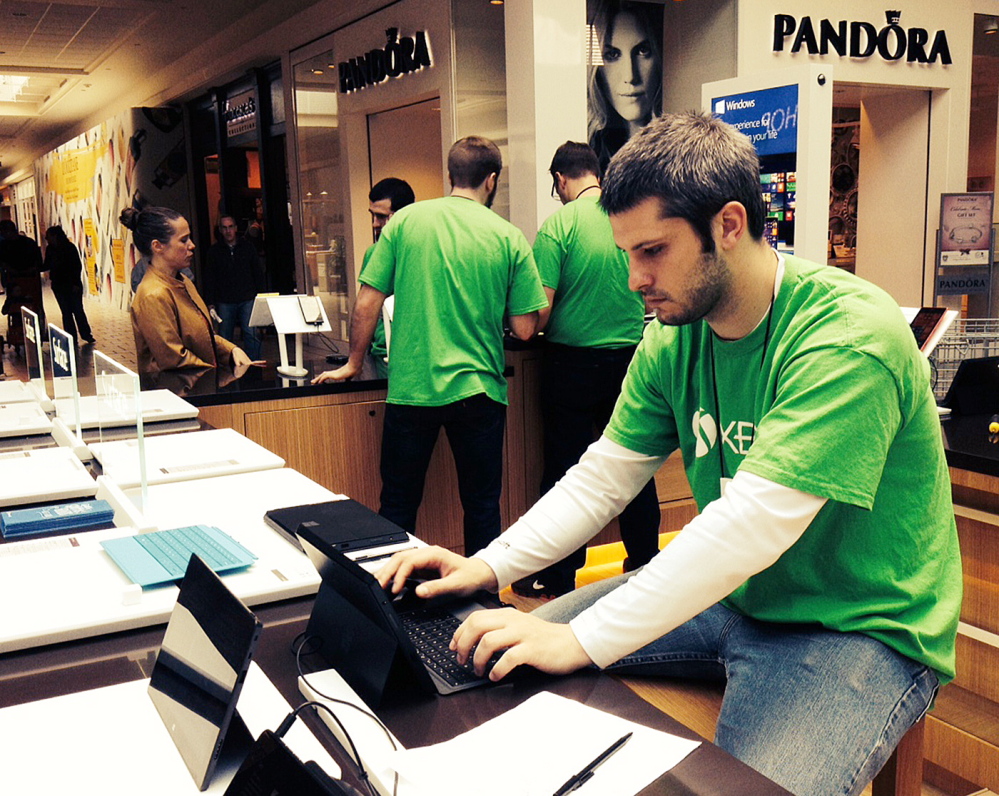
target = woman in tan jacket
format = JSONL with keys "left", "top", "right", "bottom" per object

{"left": 123, "top": 206, "right": 262, "bottom": 376}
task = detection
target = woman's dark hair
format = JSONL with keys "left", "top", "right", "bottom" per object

{"left": 45, "top": 225, "right": 70, "bottom": 246}
{"left": 119, "top": 205, "right": 183, "bottom": 256}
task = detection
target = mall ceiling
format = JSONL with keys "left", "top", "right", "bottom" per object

{"left": 0, "top": 0, "right": 323, "bottom": 183}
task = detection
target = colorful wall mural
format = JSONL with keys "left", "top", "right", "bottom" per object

{"left": 34, "top": 107, "right": 189, "bottom": 312}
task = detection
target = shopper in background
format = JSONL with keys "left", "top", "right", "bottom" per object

{"left": 43, "top": 225, "right": 95, "bottom": 346}
{"left": 512, "top": 141, "right": 658, "bottom": 599}
{"left": 0, "top": 219, "right": 45, "bottom": 347}
{"left": 123, "top": 205, "right": 262, "bottom": 376}
{"left": 204, "top": 214, "right": 266, "bottom": 360}
{"left": 314, "top": 136, "right": 547, "bottom": 555}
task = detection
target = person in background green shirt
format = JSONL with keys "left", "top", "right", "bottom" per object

{"left": 364, "top": 177, "right": 415, "bottom": 378}
{"left": 512, "top": 142, "right": 658, "bottom": 600}
{"left": 314, "top": 137, "right": 548, "bottom": 554}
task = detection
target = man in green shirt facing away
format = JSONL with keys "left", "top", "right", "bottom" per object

{"left": 315, "top": 137, "right": 548, "bottom": 554}
{"left": 513, "top": 142, "right": 659, "bottom": 599}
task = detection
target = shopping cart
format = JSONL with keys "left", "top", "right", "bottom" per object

{"left": 929, "top": 318, "right": 999, "bottom": 401}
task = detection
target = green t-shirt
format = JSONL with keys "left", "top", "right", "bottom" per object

{"left": 534, "top": 195, "right": 645, "bottom": 348}
{"left": 605, "top": 255, "right": 961, "bottom": 683}
{"left": 363, "top": 244, "right": 388, "bottom": 370}
{"left": 360, "top": 196, "right": 547, "bottom": 406}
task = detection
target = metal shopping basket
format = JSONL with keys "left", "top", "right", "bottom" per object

{"left": 929, "top": 318, "right": 999, "bottom": 401}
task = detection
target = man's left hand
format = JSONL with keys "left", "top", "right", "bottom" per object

{"left": 451, "top": 607, "right": 593, "bottom": 681}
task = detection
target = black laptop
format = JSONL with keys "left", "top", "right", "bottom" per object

{"left": 147, "top": 555, "right": 263, "bottom": 791}
{"left": 297, "top": 525, "right": 507, "bottom": 708}
{"left": 941, "top": 356, "right": 999, "bottom": 416}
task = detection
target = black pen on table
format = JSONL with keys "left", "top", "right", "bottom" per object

{"left": 552, "top": 731, "right": 633, "bottom": 796}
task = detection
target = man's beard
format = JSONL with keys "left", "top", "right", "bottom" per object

{"left": 647, "top": 248, "right": 731, "bottom": 327}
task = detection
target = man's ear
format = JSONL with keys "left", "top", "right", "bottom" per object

{"left": 716, "top": 201, "right": 748, "bottom": 250}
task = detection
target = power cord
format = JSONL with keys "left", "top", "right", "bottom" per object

{"left": 291, "top": 633, "right": 400, "bottom": 796}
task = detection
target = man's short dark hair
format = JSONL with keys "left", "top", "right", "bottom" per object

{"left": 369, "top": 178, "right": 415, "bottom": 212}
{"left": 0, "top": 219, "right": 17, "bottom": 237}
{"left": 601, "top": 112, "right": 767, "bottom": 250}
{"left": 549, "top": 142, "right": 601, "bottom": 181}
{"left": 447, "top": 136, "right": 502, "bottom": 189}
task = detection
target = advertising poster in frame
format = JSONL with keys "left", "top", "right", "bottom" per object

{"left": 586, "top": 0, "right": 664, "bottom": 174}
{"left": 938, "top": 192, "right": 994, "bottom": 267}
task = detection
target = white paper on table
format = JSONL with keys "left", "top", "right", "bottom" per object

{"left": 388, "top": 690, "right": 700, "bottom": 796}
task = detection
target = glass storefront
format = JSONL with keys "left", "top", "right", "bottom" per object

{"left": 292, "top": 51, "right": 350, "bottom": 338}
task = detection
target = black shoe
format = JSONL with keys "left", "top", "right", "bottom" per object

{"left": 83, "top": 337, "right": 96, "bottom": 345}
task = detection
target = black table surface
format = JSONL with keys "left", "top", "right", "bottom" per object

{"left": 0, "top": 597, "right": 789, "bottom": 796}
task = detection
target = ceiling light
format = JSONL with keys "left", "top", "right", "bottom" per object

{"left": 986, "top": 17, "right": 998, "bottom": 34}
{"left": 0, "top": 75, "right": 29, "bottom": 103}
{"left": 313, "top": 69, "right": 324, "bottom": 75}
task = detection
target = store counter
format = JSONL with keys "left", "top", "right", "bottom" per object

{"left": 931, "top": 413, "right": 999, "bottom": 790}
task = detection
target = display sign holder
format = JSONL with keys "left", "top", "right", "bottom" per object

{"left": 47, "top": 324, "right": 90, "bottom": 460}
{"left": 933, "top": 193, "right": 995, "bottom": 303}
{"left": 93, "top": 352, "right": 146, "bottom": 506}
{"left": 19, "top": 308, "right": 55, "bottom": 411}
{"left": 249, "top": 294, "right": 332, "bottom": 379}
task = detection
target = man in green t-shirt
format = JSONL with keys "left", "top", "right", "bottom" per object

{"left": 512, "top": 142, "right": 658, "bottom": 599}
{"left": 375, "top": 113, "right": 961, "bottom": 796}
{"left": 315, "top": 137, "right": 548, "bottom": 554}
{"left": 364, "top": 177, "right": 415, "bottom": 377}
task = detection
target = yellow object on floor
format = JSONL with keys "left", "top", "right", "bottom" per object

{"left": 574, "top": 530, "right": 680, "bottom": 588}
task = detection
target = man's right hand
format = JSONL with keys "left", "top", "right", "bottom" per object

{"left": 312, "top": 361, "right": 360, "bottom": 384}
{"left": 375, "top": 546, "right": 499, "bottom": 599}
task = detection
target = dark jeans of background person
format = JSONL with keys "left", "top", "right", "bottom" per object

{"left": 379, "top": 393, "right": 506, "bottom": 555}
{"left": 53, "top": 286, "right": 93, "bottom": 343}
{"left": 531, "top": 342, "right": 660, "bottom": 592}
{"left": 217, "top": 300, "right": 261, "bottom": 360}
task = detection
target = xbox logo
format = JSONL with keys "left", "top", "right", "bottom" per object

{"left": 692, "top": 409, "right": 718, "bottom": 458}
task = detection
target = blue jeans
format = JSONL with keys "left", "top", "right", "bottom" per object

{"left": 217, "top": 300, "right": 260, "bottom": 360}
{"left": 536, "top": 573, "right": 939, "bottom": 796}
{"left": 379, "top": 394, "right": 506, "bottom": 554}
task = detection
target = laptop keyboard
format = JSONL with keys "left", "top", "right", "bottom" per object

{"left": 135, "top": 525, "right": 242, "bottom": 578}
{"left": 400, "top": 607, "right": 485, "bottom": 688}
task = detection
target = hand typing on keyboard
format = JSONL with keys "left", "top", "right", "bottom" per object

{"left": 450, "top": 607, "right": 594, "bottom": 682}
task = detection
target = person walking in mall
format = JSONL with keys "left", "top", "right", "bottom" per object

{"left": 512, "top": 141, "right": 659, "bottom": 599}
{"left": 43, "top": 225, "right": 95, "bottom": 346}
{"left": 0, "top": 219, "right": 45, "bottom": 347}
{"left": 314, "top": 136, "right": 547, "bottom": 555}
{"left": 204, "top": 214, "right": 266, "bottom": 360}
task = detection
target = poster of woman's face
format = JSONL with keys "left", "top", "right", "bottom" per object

{"left": 587, "top": 0, "right": 664, "bottom": 174}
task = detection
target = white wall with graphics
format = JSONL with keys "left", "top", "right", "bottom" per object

{"left": 737, "top": 1, "right": 977, "bottom": 305}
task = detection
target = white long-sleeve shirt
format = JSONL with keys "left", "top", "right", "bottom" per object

{"left": 474, "top": 436, "right": 826, "bottom": 668}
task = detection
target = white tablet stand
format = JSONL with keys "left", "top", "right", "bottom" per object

{"left": 249, "top": 294, "right": 332, "bottom": 379}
